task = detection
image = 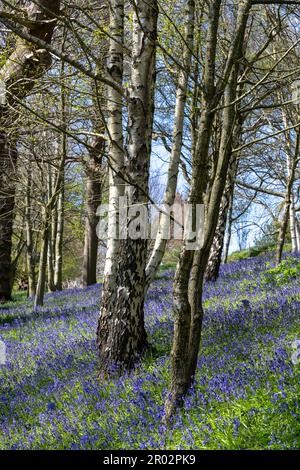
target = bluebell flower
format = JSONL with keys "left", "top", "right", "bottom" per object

{"left": 47, "top": 402, "right": 56, "bottom": 411}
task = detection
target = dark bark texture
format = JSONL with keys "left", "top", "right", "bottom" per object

{"left": 82, "top": 137, "right": 105, "bottom": 287}
{"left": 0, "top": 136, "right": 17, "bottom": 301}
{"left": 0, "top": 0, "right": 60, "bottom": 301}
{"left": 165, "top": 0, "right": 251, "bottom": 421}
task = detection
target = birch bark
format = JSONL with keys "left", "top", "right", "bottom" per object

{"left": 97, "top": 0, "right": 158, "bottom": 371}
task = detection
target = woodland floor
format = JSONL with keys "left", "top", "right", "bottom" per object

{"left": 0, "top": 253, "right": 299, "bottom": 449}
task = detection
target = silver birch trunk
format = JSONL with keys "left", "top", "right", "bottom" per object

{"left": 47, "top": 162, "right": 56, "bottom": 292}
{"left": 276, "top": 124, "right": 299, "bottom": 264}
{"left": 97, "top": 0, "right": 125, "bottom": 366}
{"left": 54, "top": 52, "right": 68, "bottom": 291}
{"left": 34, "top": 210, "right": 50, "bottom": 308}
{"left": 25, "top": 162, "right": 36, "bottom": 297}
{"left": 54, "top": 186, "right": 64, "bottom": 290}
{"left": 98, "top": 0, "right": 158, "bottom": 372}
{"left": 276, "top": 154, "right": 299, "bottom": 265}
{"left": 290, "top": 195, "right": 298, "bottom": 253}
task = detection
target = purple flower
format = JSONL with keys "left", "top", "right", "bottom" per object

{"left": 47, "top": 402, "right": 56, "bottom": 411}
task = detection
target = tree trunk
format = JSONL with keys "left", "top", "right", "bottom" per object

{"left": 97, "top": 0, "right": 125, "bottom": 369}
{"left": 223, "top": 189, "right": 234, "bottom": 264}
{"left": 204, "top": 159, "right": 237, "bottom": 282}
{"left": 25, "top": 162, "right": 36, "bottom": 297}
{"left": 54, "top": 186, "right": 64, "bottom": 290}
{"left": 47, "top": 228, "right": 56, "bottom": 291}
{"left": 47, "top": 163, "right": 56, "bottom": 292}
{"left": 97, "top": 0, "right": 158, "bottom": 372}
{"left": 10, "top": 235, "right": 26, "bottom": 293}
{"left": 34, "top": 148, "right": 65, "bottom": 306}
{"left": 0, "top": 0, "right": 60, "bottom": 301}
{"left": 0, "top": 135, "right": 17, "bottom": 301}
{"left": 82, "top": 138, "right": 105, "bottom": 287}
{"left": 205, "top": 120, "right": 241, "bottom": 282}
{"left": 295, "top": 217, "right": 300, "bottom": 252}
{"left": 276, "top": 202, "right": 290, "bottom": 265}
{"left": 276, "top": 132, "right": 299, "bottom": 265}
{"left": 54, "top": 50, "right": 68, "bottom": 291}
{"left": 164, "top": 0, "right": 223, "bottom": 419}
{"left": 189, "top": 68, "right": 240, "bottom": 394}
{"left": 145, "top": 0, "right": 195, "bottom": 288}
{"left": 165, "top": 0, "right": 251, "bottom": 421}
{"left": 34, "top": 214, "right": 50, "bottom": 308}
{"left": 289, "top": 195, "right": 298, "bottom": 253}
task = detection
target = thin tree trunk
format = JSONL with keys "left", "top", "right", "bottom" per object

{"left": 276, "top": 133, "right": 299, "bottom": 265}
{"left": 35, "top": 151, "right": 65, "bottom": 307}
{"left": 189, "top": 67, "right": 240, "bottom": 399}
{"left": 205, "top": 120, "right": 241, "bottom": 282}
{"left": 276, "top": 202, "right": 291, "bottom": 264}
{"left": 47, "top": 162, "right": 56, "bottom": 292}
{"left": 34, "top": 138, "right": 66, "bottom": 306}
{"left": 165, "top": 0, "right": 223, "bottom": 419}
{"left": 295, "top": 217, "right": 300, "bottom": 252}
{"left": 145, "top": 0, "right": 195, "bottom": 288}
{"left": 25, "top": 162, "right": 36, "bottom": 297}
{"left": 54, "top": 184, "right": 64, "bottom": 290}
{"left": 82, "top": 138, "right": 105, "bottom": 287}
{"left": 48, "top": 220, "right": 56, "bottom": 293}
{"left": 205, "top": 170, "right": 235, "bottom": 282}
{"left": 34, "top": 212, "right": 50, "bottom": 308}
{"left": 223, "top": 189, "right": 234, "bottom": 264}
{"left": 289, "top": 194, "right": 298, "bottom": 253}
{"left": 51, "top": 194, "right": 58, "bottom": 272}
{"left": 54, "top": 47, "right": 68, "bottom": 291}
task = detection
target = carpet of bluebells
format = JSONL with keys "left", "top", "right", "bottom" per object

{"left": 0, "top": 254, "right": 299, "bottom": 450}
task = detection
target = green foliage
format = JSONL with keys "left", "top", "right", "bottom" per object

{"left": 262, "top": 259, "right": 300, "bottom": 287}
{"left": 228, "top": 244, "right": 292, "bottom": 264}
{"left": 227, "top": 246, "right": 268, "bottom": 262}
{"left": 228, "top": 249, "right": 250, "bottom": 262}
{"left": 0, "top": 51, "right": 7, "bottom": 68}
